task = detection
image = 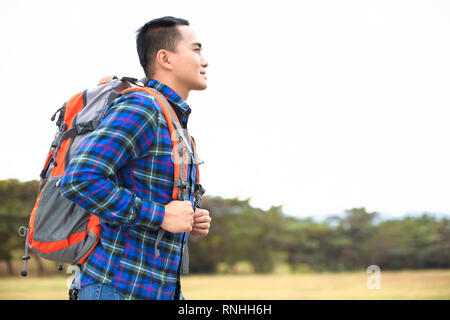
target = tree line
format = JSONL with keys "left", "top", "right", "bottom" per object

{"left": 0, "top": 179, "right": 449, "bottom": 275}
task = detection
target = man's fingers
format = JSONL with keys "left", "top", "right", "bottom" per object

{"left": 194, "top": 208, "right": 210, "bottom": 218}
{"left": 193, "top": 215, "right": 211, "bottom": 223}
{"left": 190, "top": 208, "right": 211, "bottom": 238}
{"left": 191, "top": 227, "right": 209, "bottom": 237}
{"left": 192, "top": 222, "right": 210, "bottom": 229}
{"left": 194, "top": 208, "right": 209, "bottom": 214}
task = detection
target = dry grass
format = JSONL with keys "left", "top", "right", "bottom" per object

{"left": 182, "top": 269, "right": 450, "bottom": 300}
{"left": 0, "top": 270, "right": 449, "bottom": 300}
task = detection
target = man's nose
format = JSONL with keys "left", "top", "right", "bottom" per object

{"left": 201, "top": 56, "right": 209, "bottom": 68}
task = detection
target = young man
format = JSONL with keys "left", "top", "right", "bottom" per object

{"left": 60, "top": 16, "right": 211, "bottom": 300}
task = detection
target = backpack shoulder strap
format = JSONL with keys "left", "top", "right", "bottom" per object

{"left": 120, "top": 86, "right": 196, "bottom": 263}
{"left": 119, "top": 86, "right": 191, "bottom": 201}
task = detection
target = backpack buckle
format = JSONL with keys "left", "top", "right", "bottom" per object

{"left": 75, "top": 120, "right": 99, "bottom": 135}
{"left": 194, "top": 183, "right": 205, "bottom": 195}
{"left": 174, "top": 179, "right": 188, "bottom": 189}
{"left": 174, "top": 179, "right": 188, "bottom": 201}
{"left": 194, "top": 184, "right": 205, "bottom": 208}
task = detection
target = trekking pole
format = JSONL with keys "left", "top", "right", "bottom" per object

{"left": 18, "top": 226, "right": 30, "bottom": 277}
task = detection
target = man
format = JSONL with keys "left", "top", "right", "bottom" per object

{"left": 60, "top": 16, "right": 211, "bottom": 300}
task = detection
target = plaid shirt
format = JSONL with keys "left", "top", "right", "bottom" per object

{"left": 60, "top": 79, "right": 199, "bottom": 300}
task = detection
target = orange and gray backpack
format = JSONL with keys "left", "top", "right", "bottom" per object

{"left": 19, "top": 76, "right": 205, "bottom": 277}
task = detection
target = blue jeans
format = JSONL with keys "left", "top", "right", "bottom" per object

{"left": 78, "top": 284, "right": 124, "bottom": 300}
{"left": 77, "top": 283, "right": 185, "bottom": 300}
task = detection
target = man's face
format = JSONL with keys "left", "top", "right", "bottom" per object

{"left": 170, "top": 25, "right": 209, "bottom": 91}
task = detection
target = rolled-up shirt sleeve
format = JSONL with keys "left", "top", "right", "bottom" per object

{"left": 60, "top": 92, "right": 165, "bottom": 230}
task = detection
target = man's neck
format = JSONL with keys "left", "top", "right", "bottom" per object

{"left": 151, "top": 76, "right": 189, "bottom": 101}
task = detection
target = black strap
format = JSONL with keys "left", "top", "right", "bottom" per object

{"left": 40, "top": 119, "right": 101, "bottom": 179}
{"left": 58, "top": 120, "right": 101, "bottom": 144}
{"left": 194, "top": 184, "right": 205, "bottom": 209}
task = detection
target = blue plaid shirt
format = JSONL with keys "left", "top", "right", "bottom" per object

{"left": 60, "top": 79, "right": 199, "bottom": 300}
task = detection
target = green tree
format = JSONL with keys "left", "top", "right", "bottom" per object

{"left": 0, "top": 179, "right": 39, "bottom": 275}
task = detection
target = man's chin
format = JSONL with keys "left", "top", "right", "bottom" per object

{"left": 193, "top": 82, "right": 208, "bottom": 91}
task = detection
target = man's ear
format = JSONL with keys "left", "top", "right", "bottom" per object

{"left": 155, "top": 49, "right": 173, "bottom": 71}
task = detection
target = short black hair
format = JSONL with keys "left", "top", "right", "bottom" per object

{"left": 136, "top": 16, "right": 190, "bottom": 78}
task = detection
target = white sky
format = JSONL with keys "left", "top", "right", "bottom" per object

{"left": 0, "top": 0, "right": 449, "bottom": 221}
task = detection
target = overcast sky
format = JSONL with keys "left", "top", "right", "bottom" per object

{"left": 1, "top": 0, "right": 449, "bottom": 221}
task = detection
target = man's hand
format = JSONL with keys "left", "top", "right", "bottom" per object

{"left": 161, "top": 200, "right": 194, "bottom": 233}
{"left": 190, "top": 208, "right": 211, "bottom": 238}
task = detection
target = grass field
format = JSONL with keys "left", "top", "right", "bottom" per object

{"left": 0, "top": 269, "right": 449, "bottom": 300}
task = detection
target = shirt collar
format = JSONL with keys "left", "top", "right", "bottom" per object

{"left": 147, "top": 79, "right": 191, "bottom": 116}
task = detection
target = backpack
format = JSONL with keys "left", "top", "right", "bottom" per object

{"left": 19, "top": 76, "right": 205, "bottom": 276}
